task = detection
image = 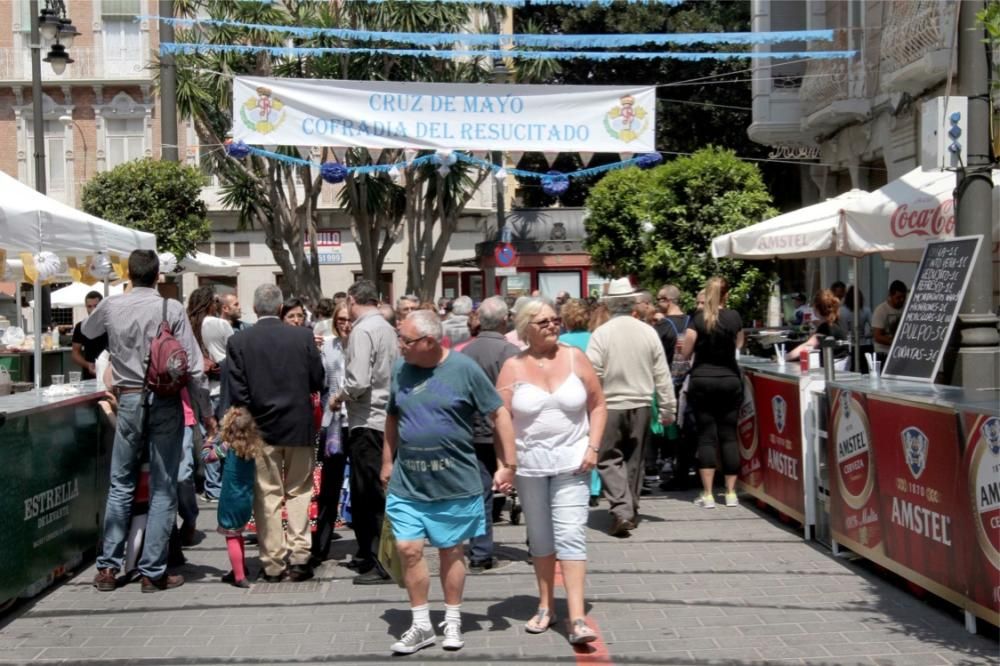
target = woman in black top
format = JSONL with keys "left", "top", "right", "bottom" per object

{"left": 679, "top": 277, "right": 744, "bottom": 509}
{"left": 785, "top": 289, "right": 848, "bottom": 367}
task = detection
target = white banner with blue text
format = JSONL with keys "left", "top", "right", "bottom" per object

{"left": 232, "top": 77, "right": 657, "bottom": 153}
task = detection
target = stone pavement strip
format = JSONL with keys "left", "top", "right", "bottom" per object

{"left": 0, "top": 489, "right": 997, "bottom": 666}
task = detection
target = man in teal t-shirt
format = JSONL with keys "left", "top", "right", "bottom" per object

{"left": 380, "top": 310, "right": 516, "bottom": 656}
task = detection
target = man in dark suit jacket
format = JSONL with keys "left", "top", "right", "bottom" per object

{"left": 227, "top": 284, "right": 324, "bottom": 582}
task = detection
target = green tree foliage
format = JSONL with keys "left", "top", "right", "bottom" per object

{"left": 584, "top": 147, "right": 777, "bottom": 319}
{"left": 80, "top": 158, "right": 210, "bottom": 260}
{"left": 169, "top": 0, "right": 551, "bottom": 301}
{"left": 512, "top": 0, "right": 801, "bottom": 209}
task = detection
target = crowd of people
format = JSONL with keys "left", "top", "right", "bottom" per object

{"left": 77, "top": 249, "right": 901, "bottom": 655}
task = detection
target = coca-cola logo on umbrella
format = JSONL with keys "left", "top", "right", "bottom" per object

{"left": 889, "top": 199, "right": 955, "bottom": 238}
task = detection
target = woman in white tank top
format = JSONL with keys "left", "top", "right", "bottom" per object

{"left": 496, "top": 300, "right": 607, "bottom": 645}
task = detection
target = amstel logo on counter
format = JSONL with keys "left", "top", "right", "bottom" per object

{"left": 971, "top": 416, "right": 1000, "bottom": 570}
{"left": 963, "top": 413, "right": 1000, "bottom": 620}
{"left": 829, "top": 389, "right": 881, "bottom": 549}
{"left": 737, "top": 373, "right": 762, "bottom": 488}
{"left": 772, "top": 395, "right": 787, "bottom": 434}
{"left": 902, "top": 426, "right": 929, "bottom": 480}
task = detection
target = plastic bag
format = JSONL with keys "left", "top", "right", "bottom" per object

{"left": 324, "top": 413, "right": 342, "bottom": 456}
{"left": 377, "top": 516, "right": 405, "bottom": 588}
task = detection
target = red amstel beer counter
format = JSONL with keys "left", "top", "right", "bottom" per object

{"left": 827, "top": 378, "right": 1000, "bottom": 629}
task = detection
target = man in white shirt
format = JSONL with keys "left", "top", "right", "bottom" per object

{"left": 587, "top": 278, "right": 675, "bottom": 537}
{"left": 872, "top": 280, "right": 908, "bottom": 362}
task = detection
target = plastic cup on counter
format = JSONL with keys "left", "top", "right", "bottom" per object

{"left": 869, "top": 360, "right": 881, "bottom": 386}
{"left": 50, "top": 374, "right": 65, "bottom": 386}
{"left": 68, "top": 371, "right": 82, "bottom": 384}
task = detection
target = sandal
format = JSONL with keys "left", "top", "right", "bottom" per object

{"left": 524, "top": 608, "right": 557, "bottom": 634}
{"left": 568, "top": 618, "right": 597, "bottom": 645}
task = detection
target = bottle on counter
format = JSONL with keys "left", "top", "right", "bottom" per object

{"left": 41, "top": 327, "right": 53, "bottom": 351}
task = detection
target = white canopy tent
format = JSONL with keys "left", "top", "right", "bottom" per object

{"left": 179, "top": 251, "right": 240, "bottom": 276}
{"left": 0, "top": 170, "right": 157, "bottom": 386}
{"left": 48, "top": 282, "right": 126, "bottom": 308}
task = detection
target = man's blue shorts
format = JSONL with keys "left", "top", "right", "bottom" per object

{"left": 385, "top": 494, "right": 486, "bottom": 549}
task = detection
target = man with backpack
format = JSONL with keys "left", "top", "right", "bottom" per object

{"left": 83, "top": 250, "right": 214, "bottom": 593}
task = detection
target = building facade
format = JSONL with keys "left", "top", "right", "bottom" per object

{"left": 0, "top": 0, "right": 501, "bottom": 318}
{"left": 748, "top": 0, "right": 972, "bottom": 303}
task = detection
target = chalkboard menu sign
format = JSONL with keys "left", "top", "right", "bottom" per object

{"left": 883, "top": 235, "right": 982, "bottom": 382}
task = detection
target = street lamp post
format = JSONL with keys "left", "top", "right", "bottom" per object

{"left": 27, "top": 0, "right": 77, "bottom": 389}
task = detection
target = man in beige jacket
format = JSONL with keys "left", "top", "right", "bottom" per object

{"left": 587, "top": 278, "right": 676, "bottom": 537}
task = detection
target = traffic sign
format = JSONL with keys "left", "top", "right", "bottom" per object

{"left": 494, "top": 243, "right": 517, "bottom": 267}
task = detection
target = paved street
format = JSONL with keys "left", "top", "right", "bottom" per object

{"left": 0, "top": 488, "right": 997, "bottom": 665}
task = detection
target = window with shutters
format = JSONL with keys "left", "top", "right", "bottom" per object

{"left": 102, "top": 0, "right": 142, "bottom": 78}
{"left": 25, "top": 119, "right": 67, "bottom": 195}
{"left": 105, "top": 117, "right": 145, "bottom": 168}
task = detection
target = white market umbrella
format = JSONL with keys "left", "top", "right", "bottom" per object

{"left": 711, "top": 190, "right": 870, "bottom": 260}
{"left": 840, "top": 167, "right": 999, "bottom": 262}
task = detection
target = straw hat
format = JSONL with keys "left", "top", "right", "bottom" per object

{"left": 604, "top": 277, "right": 639, "bottom": 298}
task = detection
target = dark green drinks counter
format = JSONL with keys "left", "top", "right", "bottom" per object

{"left": 0, "top": 383, "right": 108, "bottom": 609}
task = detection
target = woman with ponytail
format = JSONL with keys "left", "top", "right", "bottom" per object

{"left": 679, "top": 277, "right": 744, "bottom": 509}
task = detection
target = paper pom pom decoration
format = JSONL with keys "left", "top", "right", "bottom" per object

{"left": 34, "top": 251, "right": 64, "bottom": 282}
{"left": 541, "top": 171, "right": 570, "bottom": 197}
{"left": 434, "top": 149, "right": 458, "bottom": 166}
{"left": 635, "top": 152, "right": 663, "bottom": 169}
{"left": 88, "top": 253, "right": 114, "bottom": 279}
{"left": 158, "top": 252, "right": 178, "bottom": 274}
{"left": 436, "top": 165, "right": 451, "bottom": 177}
{"left": 225, "top": 140, "right": 251, "bottom": 159}
{"left": 494, "top": 167, "right": 508, "bottom": 181}
{"left": 320, "top": 162, "right": 349, "bottom": 184}
{"left": 388, "top": 166, "right": 401, "bottom": 183}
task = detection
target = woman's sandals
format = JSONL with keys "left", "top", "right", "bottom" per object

{"left": 568, "top": 618, "right": 597, "bottom": 645}
{"left": 525, "top": 608, "right": 557, "bottom": 634}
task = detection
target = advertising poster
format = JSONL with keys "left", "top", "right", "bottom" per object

{"left": 737, "top": 372, "right": 763, "bottom": 494}
{"left": 959, "top": 413, "right": 1000, "bottom": 625}
{"left": 867, "top": 397, "right": 966, "bottom": 606}
{"left": 828, "top": 388, "right": 884, "bottom": 556}
{"left": 752, "top": 374, "right": 804, "bottom": 521}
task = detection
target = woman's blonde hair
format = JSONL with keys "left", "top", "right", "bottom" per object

{"left": 514, "top": 299, "right": 548, "bottom": 341}
{"left": 333, "top": 300, "right": 351, "bottom": 339}
{"left": 560, "top": 298, "right": 590, "bottom": 333}
{"left": 220, "top": 406, "right": 264, "bottom": 461}
{"left": 703, "top": 276, "right": 729, "bottom": 332}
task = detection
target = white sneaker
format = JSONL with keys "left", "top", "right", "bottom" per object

{"left": 390, "top": 624, "right": 435, "bottom": 654}
{"left": 695, "top": 493, "right": 716, "bottom": 509}
{"left": 439, "top": 620, "right": 464, "bottom": 650}
{"left": 725, "top": 492, "right": 739, "bottom": 507}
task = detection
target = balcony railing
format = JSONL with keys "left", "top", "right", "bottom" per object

{"left": 880, "top": 0, "right": 955, "bottom": 74}
{"left": 0, "top": 47, "right": 151, "bottom": 82}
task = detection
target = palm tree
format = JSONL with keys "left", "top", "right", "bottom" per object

{"left": 167, "top": 0, "right": 553, "bottom": 301}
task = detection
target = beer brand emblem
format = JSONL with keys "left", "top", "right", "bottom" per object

{"left": 604, "top": 95, "right": 650, "bottom": 144}
{"left": 241, "top": 86, "right": 286, "bottom": 135}
{"left": 982, "top": 416, "right": 1000, "bottom": 455}
{"left": 772, "top": 395, "right": 787, "bottom": 434}
{"left": 901, "top": 426, "right": 929, "bottom": 480}
{"left": 832, "top": 390, "right": 875, "bottom": 510}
